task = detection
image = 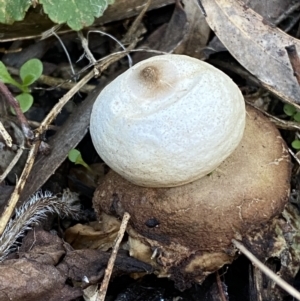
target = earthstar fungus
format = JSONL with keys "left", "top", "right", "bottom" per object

{"left": 90, "top": 54, "right": 291, "bottom": 288}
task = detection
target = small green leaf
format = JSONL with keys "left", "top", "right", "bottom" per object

{"left": 0, "top": 0, "right": 31, "bottom": 24}
{"left": 39, "top": 0, "right": 114, "bottom": 31}
{"left": 0, "top": 61, "right": 22, "bottom": 88}
{"left": 20, "top": 59, "right": 43, "bottom": 85}
{"left": 22, "top": 74, "right": 36, "bottom": 87}
{"left": 283, "top": 104, "right": 297, "bottom": 116}
{"left": 294, "top": 112, "right": 300, "bottom": 123}
{"left": 15, "top": 93, "right": 33, "bottom": 113}
{"left": 68, "top": 149, "right": 81, "bottom": 163}
{"left": 68, "top": 149, "right": 91, "bottom": 170}
{"left": 292, "top": 140, "right": 300, "bottom": 150}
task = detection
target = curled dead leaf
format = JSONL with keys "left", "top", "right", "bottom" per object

{"left": 201, "top": 0, "right": 300, "bottom": 107}
{"left": 65, "top": 213, "right": 121, "bottom": 251}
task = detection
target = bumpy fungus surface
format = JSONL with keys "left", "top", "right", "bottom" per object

{"left": 90, "top": 54, "right": 245, "bottom": 187}
{"left": 93, "top": 106, "right": 291, "bottom": 288}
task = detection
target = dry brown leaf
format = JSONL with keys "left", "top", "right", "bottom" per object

{"left": 0, "top": 229, "right": 81, "bottom": 301}
{"left": 201, "top": 0, "right": 300, "bottom": 107}
{"left": 203, "top": 0, "right": 296, "bottom": 58}
{"left": 0, "top": 259, "right": 82, "bottom": 301}
{"left": 65, "top": 213, "right": 121, "bottom": 250}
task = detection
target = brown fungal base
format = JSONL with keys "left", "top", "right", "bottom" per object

{"left": 93, "top": 106, "right": 291, "bottom": 288}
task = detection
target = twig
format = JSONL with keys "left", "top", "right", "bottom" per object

{"left": 0, "top": 121, "right": 25, "bottom": 185}
{"left": 274, "top": 2, "right": 300, "bottom": 25}
{"left": 0, "top": 82, "right": 34, "bottom": 140}
{"left": 0, "top": 148, "right": 24, "bottom": 184}
{"left": 0, "top": 121, "right": 12, "bottom": 147}
{"left": 126, "top": 49, "right": 168, "bottom": 56}
{"left": 288, "top": 148, "right": 300, "bottom": 176}
{"left": 288, "top": 148, "right": 300, "bottom": 167}
{"left": 78, "top": 31, "right": 97, "bottom": 65}
{"left": 283, "top": 14, "right": 300, "bottom": 33}
{"left": 28, "top": 120, "right": 59, "bottom": 131}
{"left": 87, "top": 30, "right": 132, "bottom": 68}
{"left": 0, "top": 140, "right": 40, "bottom": 236}
{"left": 76, "top": 48, "right": 168, "bottom": 77}
{"left": 232, "top": 239, "right": 300, "bottom": 301}
{"left": 0, "top": 125, "right": 25, "bottom": 183}
{"left": 0, "top": 47, "right": 22, "bottom": 54}
{"left": 96, "top": 212, "right": 131, "bottom": 301}
{"left": 0, "top": 121, "right": 25, "bottom": 184}
{"left": 285, "top": 45, "right": 300, "bottom": 85}
{"left": 40, "top": 24, "right": 63, "bottom": 40}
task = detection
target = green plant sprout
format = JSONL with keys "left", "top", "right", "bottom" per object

{"left": 283, "top": 103, "right": 300, "bottom": 122}
{"left": 284, "top": 103, "right": 300, "bottom": 150}
{"left": 0, "top": 58, "right": 43, "bottom": 113}
{"left": 292, "top": 140, "right": 300, "bottom": 150}
{"left": 68, "top": 149, "right": 92, "bottom": 171}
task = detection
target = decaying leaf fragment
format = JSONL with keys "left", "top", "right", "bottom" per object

{"left": 0, "top": 229, "right": 81, "bottom": 301}
{"left": 201, "top": 0, "right": 300, "bottom": 107}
